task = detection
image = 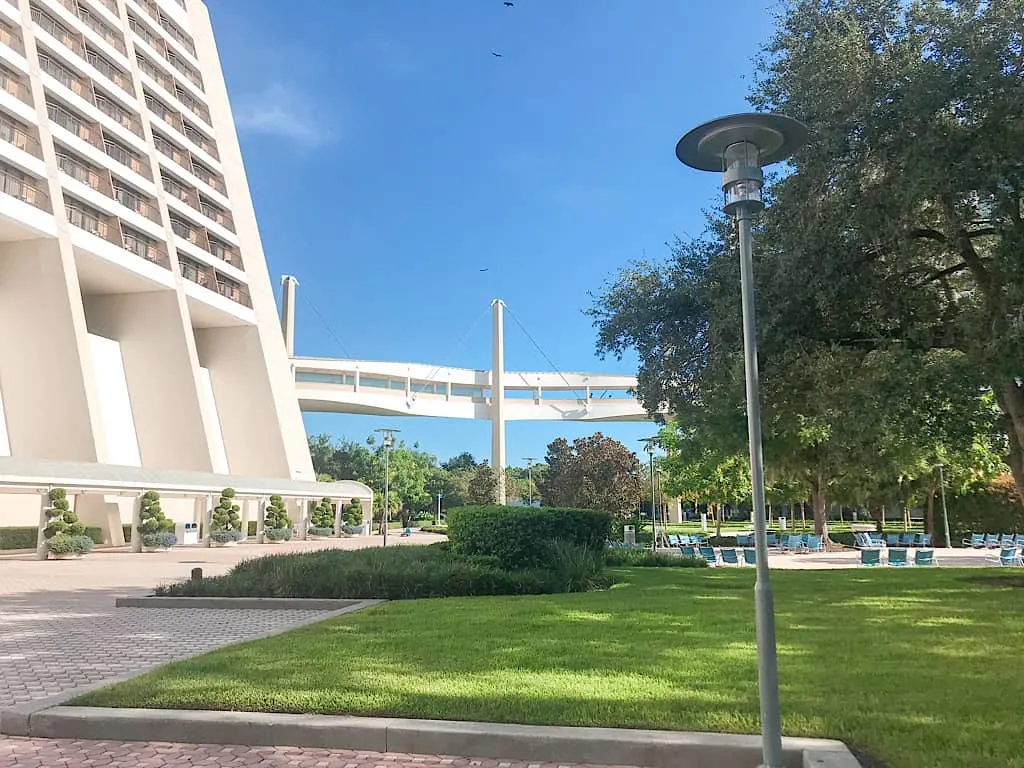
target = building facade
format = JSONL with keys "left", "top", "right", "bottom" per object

{"left": 0, "top": 0, "right": 314, "bottom": 531}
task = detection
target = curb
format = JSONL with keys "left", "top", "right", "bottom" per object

{"left": 6, "top": 708, "right": 863, "bottom": 768}
{"left": 0, "top": 599, "right": 383, "bottom": 736}
{"left": 114, "top": 597, "right": 364, "bottom": 610}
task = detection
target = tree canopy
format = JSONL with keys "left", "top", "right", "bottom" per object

{"left": 537, "top": 433, "right": 643, "bottom": 518}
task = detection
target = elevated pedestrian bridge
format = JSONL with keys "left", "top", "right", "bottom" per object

{"left": 292, "top": 357, "right": 650, "bottom": 422}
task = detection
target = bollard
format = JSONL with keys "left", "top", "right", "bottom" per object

{"left": 191, "top": 567, "right": 203, "bottom": 582}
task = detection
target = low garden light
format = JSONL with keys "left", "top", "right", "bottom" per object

{"left": 676, "top": 112, "right": 808, "bottom": 768}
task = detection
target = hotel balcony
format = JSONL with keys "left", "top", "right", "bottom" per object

{"left": 0, "top": 161, "right": 51, "bottom": 212}
{"left": 0, "top": 112, "right": 43, "bottom": 159}
{"left": 179, "top": 255, "right": 251, "bottom": 308}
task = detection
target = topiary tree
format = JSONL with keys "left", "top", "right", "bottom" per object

{"left": 308, "top": 497, "right": 334, "bottom": 536}
{"left": 44, "top": 488, "right": 93, "bottom": 557}
{"left": 210, "top": 487, "right": 244, "bottom": 543}
{"left": 342, "top": 498, "right": 364, "bottom": 534}
{"left": 264, "top": 494, "right": 292, "bottom": 542}
{"left": 138, "top": 490, "right": 176, "bottom": 549}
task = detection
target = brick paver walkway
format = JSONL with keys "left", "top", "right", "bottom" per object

{"left": 0, "top": 738, "right": 641, "bottom": 768}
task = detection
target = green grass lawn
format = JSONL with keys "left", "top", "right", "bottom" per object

{"left": 74, "top": 568, "right": 1023, "bottom": 768}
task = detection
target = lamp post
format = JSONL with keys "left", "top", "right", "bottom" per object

{"left": 374, "top": 428, "right": 400, "bottom": 547}
{"left": 676, "top": 112, "right": 807, "bottom": 768}
{"left": 436, "top": 491, "right": 443, "bottom": 526}
{"left": 937, "top": 463, "right": 952, "bottom": 548}
{"left": 640, "top": 438, "right": 658, "bottom": 552}
{"left": 524, "top": 457, "right": 536, "bottom": 507}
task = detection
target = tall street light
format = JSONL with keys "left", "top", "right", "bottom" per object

{"left": 937, "top": 463, "right": 952, "bottom": 548}
{"left": 523, "top": 457, "right": 536, "bottom": 507}
{"left": 676, "top": 112, "right": 807, "bottom": 768}
{"left": 436, "top": 491, "right": 443, "bottom": 526}
{"left": 640, "top": 438, "right": 658, "bottom": 552}
{"left": 374, "top": 428, "right": 400, "bottom": 548}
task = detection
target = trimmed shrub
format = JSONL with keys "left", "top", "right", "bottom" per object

{"left": 248, "top": 521, "right": 258, "bottom": 537}
{"left": 153, "top": 543, "right": 609, "bottom": 600}
{"left": 309, "top": 497, "right": 334, "bottom": 533}
{"left": 44, "top": 488, "right": 84, "bottom": 539}
{"left": 308, "top": 527, "right": 334, "bottom": 537}
{"left": 447, "top": 505, "right": 612, "bottom": 569}
{"left": 47, "top": 533, "right": 94, "bottom": 557}
{"left": 604, "top": 548, "right": 709, "bottom": 568}
{"left": 341, "top": 523, "right": 362, "bottom": 535}
{"left": 84, "top": 527, "right": 103, "bottom": 545}
{"left": 138, "top": 490, "right": 175, "bottom": 548}
{"left": 211, "top": 488, "right": 243, "bottom": 535}
{"left": 344, "top": 498, "right": 363, "bottom": 527}
{"left": 0, "top": 527, "right": 39, "bottom": 550}
{"left": 211, "top": 529, "right": 245, "bottom": 544}
{"left": 264, "top": 527, "right": 293, "bottom": 542}
{"left": 419, "top": 524, "right": 448, "bottom": 534}
{"left": 948, "top": 476, "right": 1023, "bottom": 542}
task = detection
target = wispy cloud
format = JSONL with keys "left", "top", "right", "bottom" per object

{"left": 234, "top": 83, "right": 336, "bottom": 149}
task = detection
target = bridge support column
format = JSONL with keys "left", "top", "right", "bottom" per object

{"left": 491, "top": 299, "right": 506, "bottom": 504}
{"left": 280, "top": 275, "right": 298, "bottom": 357}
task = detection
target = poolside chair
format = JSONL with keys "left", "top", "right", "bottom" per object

{"left": 886, "top": 533, "right": 900, "bottom": 548}
{"left": 1000, "top": 533, "right": 1017, "bottom": 547}
{"left": 743, "top": 548, "right": 757, "bottom": 565}
{"left": 861, "top": 549, "right": 881, "bottom": 566}
{"left": 887, "top": 548, "right": 909, "bottom": 567}
{"left": 699, "top": 546, "right": 719, "bottom": 565}
{"left": 801, "top": 533, "right": 810, "bottom": 545}
{"left": 998, "top": 547, "right": 1023, "bottom": 567}
{"left": 782, "top": 534, "right": 804, "bottom": 553}
{"left": 915, "top": 533, "right": 932, "bottom": 548}
{"left": 984, "top": 533, "right": 1001, "bottom": 548}
{"left": 915, "top": 549, "right": 935, "bottom": 567}
{"left": 720, "top": 547, "right": 740, "bottom": 565}
{"left": 679, "top": 545, "right": 697, "bottom": 558}
{"left": 735, "top": 534, "right": 751, "bottom": 547}
{"left": 900, "top": 533, "right": 916, "bottom": 547}
{"left": 1016, "top": 534, "right": 1024, "bottom": 547}
{"left": 667, "top": 534, "right": 680, "bottom": 546}
{"left": 868, "top": 533, "right": 886, "bottom": 548}
{"left": 963, "top": 533, "right": 985, "bottom": 548}
{"left": 767, "top": 533, "right": 778, "bottom": 548}
{"left": 806, "top": 535, "right": 824, "bottom": 552}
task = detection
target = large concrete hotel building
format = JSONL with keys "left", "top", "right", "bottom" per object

{"left": 0, "top": 0, "right": 368, "bottom": 542}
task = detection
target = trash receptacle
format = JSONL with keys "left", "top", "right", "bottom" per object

{"left": 623, "top": 525, "right": 635, "bottom": 546}
{"left": 779, "top": 517, "right": 788, "bottom": 531}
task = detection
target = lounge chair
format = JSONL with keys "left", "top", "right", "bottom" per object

{"left": 915, "top": 549, "right": 935, "bottom": 566}
{"left": 806, "top": 535, "right": 824, "bottom": 552}
{"left": 868, "top": 533, "right": 886, "bottom": 548}
{"left": 900, "top": 533, "right": 916, "bottom": 547}
{"left": 855, "top": 532, "right": 883, "bottom": 549}
{"left": 984, "top": 533, "right": 1001, "bottom": 548}
{"left": 720, "top": 547, "right": 740, "bottom": 565}
{"left": 767, "top": 533, "right": 778, "bottom": 548}
{"left": 861, "top": 549, "right": 881, "bottom": 566}
{"left": 667, "top": 534, "right": 680, "bottom": 546}
{"left": 680, "top": 545, "right": 697, "bottom": 558}
{"left": 886, "top": 534, "right": 900, "bottom": 548}
{"left": 887, "top": 548, "right": 908, "bottom": 567}
{"left": 998, "top": 547, "right": 1023, "bottom": 567}
{"left": 1016, "top": 534, "right": 1024, "bottom": 547}
{"left": 963, "top": 533, "right": 985, "bottom": 548}
{"left": 782, "top": 534, "right": 805, "bottom": 553}
{"left": 735, "top": 534, "right": 751, "bottom": 547}
{"left": 1000, "top": 533, "right": 1017, "bottom": 548}
{"left": 699, "top": 546, "right": 719, "bottom": 565}
{"left": 743, "top": 548, "right": 757, "bottom": 565}
{"left": 915, "top": 533, "right": 932, "bottom": 548}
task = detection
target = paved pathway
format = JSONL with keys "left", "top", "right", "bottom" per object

{"left": 0, "top": 738, "right": 640, "bottom": 768}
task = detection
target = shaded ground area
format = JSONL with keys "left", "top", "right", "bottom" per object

{"left": 0, "top": 738, "right": 641, "bottom": 768}
{"left": 73, "top": 568, "right": 1024, "bottom": 768}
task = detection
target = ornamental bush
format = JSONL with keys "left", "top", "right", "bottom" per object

{"left": 264, "top": 494, "right": 291, "bottom": 533}
{"left": 44, "top": 488, "right": 85, "bottom": 539}
{"left": 309, "top": 497, "right": 334, "bottom": 533}
{"left": 211, "top": 488, "right": 242, "bottom": 534}
{"left": 47, "top": 533, "right": 94, "bottom": 556}
{"left": 344, "top": 498, "right": 363, "bottom": 527}
{"left": 446, "top": 505, "right": 612, "bottom": 569}
{"left": 138, "top": 490, "right": 176, "bottom": 548}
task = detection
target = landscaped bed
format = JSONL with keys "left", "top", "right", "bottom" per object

{"left": 73, "top": 568, "right": 1023, "bottom": 768}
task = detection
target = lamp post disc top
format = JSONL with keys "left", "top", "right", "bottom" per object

{"left": 675, "top": 112, "right": 807, "bottom": 171}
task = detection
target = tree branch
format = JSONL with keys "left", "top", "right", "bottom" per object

{"left": 918, "top": 262, "right": 969, "bottom": 286}
{"left": 909, "top": 228, "right": 947, "bottom": 243}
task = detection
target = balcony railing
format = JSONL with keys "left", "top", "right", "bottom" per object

{"left": 166, "top": 49, "right": 202, "bottom": 90}
{"left": 179, "top": 257, "right": 251, "bottom": 308}
{"left": 38, "top": 53, "right": 91, "bottom": 99}
{"left": 92, "top": 0, "right": 117, "bottom": 15}
{"left": 135, "top": 52, "right": 175, "bottom": 93}
{"left": 0, "top": 20, "right": 26, "bottom": 56}
{"left": 65, "top": 199, "right": 123, "bottom": 247}
{"left": 60, "top": 0, "right": 126, "bottom": 55}
{"left": 216, "top": 279, "right": 251, "bottom": 307}
{"left": 0, "top": 164, "right": 51, "bottom": 212}
{"left": 200, "top": 200, "right": 235, "bottom": 232}
{"left": 173, "top": 85, "right": 210, "bottom": 124}
{"left": 183, "top": 123, "right": 218, "bottom": 160}
{"left": 190, "top": 162, "right": 226, "bottom": 195}
{"left": 123, "top": 226, "right": 170, "bottom": 268}
{"left": 47, "top": 100, "right": 105, "bottom": 150}
{"left": 0, "top": 116, "right": 42, "bottom": 158}
{"left": 114, "top": 184, "right": 160, "bottom": 222}
{"left": 1, "top": 67, "right": 33, "bottom": 105}
{"left": 30, "top": 5, "right": 87, "bottom": 58}
{"left": 87, "top": 47, "right": 133, "bottom": 94}
{"left": 94, "top": 93, "right": 143, "bottom": 136}
{"left": 56, "top": 150, "right": 106, "bottom": 192}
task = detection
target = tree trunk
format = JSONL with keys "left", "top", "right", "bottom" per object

{"left": 714, "top": 503, "right": 722, "bottom": 541}
{"left": 801, "top": 501, "right": 807, "bottom": 532}
{"left": 872, "top": 504, "right": 884, "bottom": 534}
{"left": 925, "top": 487, "right": 936, "bottom": 539}
{"left": 811, "top": 477, "right": 828, "bottom": 539}
{"left": 994, "top": 380, "right": 1024, "bottom": 510}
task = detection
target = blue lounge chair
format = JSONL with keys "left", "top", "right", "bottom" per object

{"left": 680, "top": 545, "right": 697, "bottom": 558}
{"left": 984, "top": 533, "right": 1000, "bottom": 548}
{"left": 963, "top": 533, "right": 984, "bottom": 548}
{"left": 1000, "top": 533, "right": 1017, "bottom": 548}
{"left": 782, "top": 534, "right": 805, "bottom": 553}
{"left": 868, "top": 533, "right": 886, "bottom": 548}
{"left": 886, "top": 534, "right": 900, "bottom": 548}
{"left": 900, "top": 533, "right": 916, "bottom": 547}
{"left": 767, "top": 533, "right": 778, "bottom": 548}
{"left": 801, "top": 533, "right": 810, "bottom": 545}
{"left": 667, "top": 534, "right": 680, "bottom": 546}
{"left": 699, "top": 546, "right": 718, "bottom": 565}
{"left": 1016, "top": 534, "right": 1024, "bottom": 547}
{"left": 915, "top": 533, "right": 932, "bottom": 548}
{"left": 887, "top": 548, "right": 908, "bottom": 566}
{"left": 998, "top": 547, "right": 1023, "bottom": 567}
{"left": 806, "top": 535, "right": 824, "bottom": 552}
{"left": 915, "top": 549, "right": 935, "bottom": 566}
{"left": 720, "top": 547, "right": 739, "bottom": 565}
{"left": 735, "top": 534, "right": 751, "bottom": 546}
{"left": 861, "top": 549, "right": 881, "bottom": 566}
{"left": 743, "top": 548, "right": 757, "bottom": 565}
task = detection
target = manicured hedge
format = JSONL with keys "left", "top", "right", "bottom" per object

{"left": 446, "top": 505, "right": 612, "bottom": 569}
{"left": 0, "top": 526, "right": 103, "bottom": 549}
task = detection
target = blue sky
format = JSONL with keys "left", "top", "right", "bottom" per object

{"left": 208, "top": 0, "right": 777, "bottom": 467}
